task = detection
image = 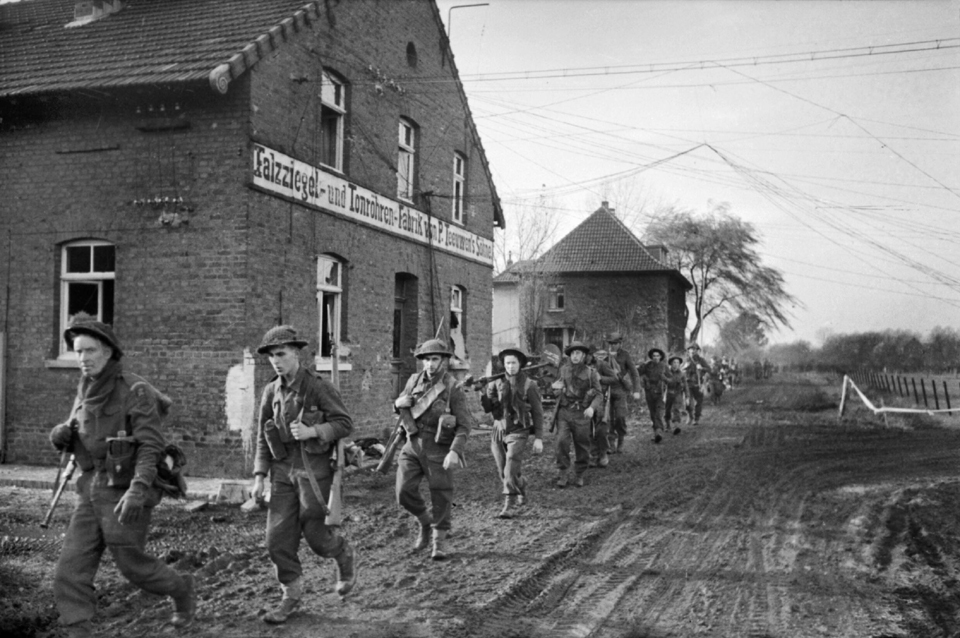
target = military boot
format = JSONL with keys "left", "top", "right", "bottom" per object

{"left": 334, "top": 541, "right": 358, "bottom": 596}
{"left": 413, "top": 513, "right": 433, "bottom": 552}
{"left": 170, "top": 573, "right": 197, "bottom": 628}
{"left": 62, "top": 622, "right": 94, "bottom": 638}
{"left": 263, "top": 598, "right": 300, "bottom": 625}
{"left": 431, "top": 529, "right": 448, "bottom": 561}
{"left": 496, "top": 496, "right": 516, "bottom": 519}
{"left": 597, "top": 453, "right": 609, "bottom": 468}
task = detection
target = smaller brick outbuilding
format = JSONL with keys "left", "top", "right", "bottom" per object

{"left": 493, "top": 202, "right": 691, "bottom": 359}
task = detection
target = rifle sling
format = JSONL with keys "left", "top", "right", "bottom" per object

{"left": 410, "top": 376, "right": 447, "bottom": 420}
{"left": 300, "top": 444, "right": 331, "bottom": 516}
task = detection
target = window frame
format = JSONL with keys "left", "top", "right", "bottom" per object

{"left": 452, "top": 152, "right": 466, "bottom": 224}
{"left": 397, "top": 118, "right": 417, "bottom": 202}
{"left": 316, "top": 254, "right": 351, "bottom": 371}
{"left": 319, "top": 70, "right": 346, "bottom": 173}
{"left": 547, "top": 284, "right": 565, "bottom": 312}
{"left": 58, "top": 240, "right": 116, "bottom": 359}
{"left": 449, "top": 285, "right": 466, "bottom": 359}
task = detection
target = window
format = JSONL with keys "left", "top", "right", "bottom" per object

{"left": 548, "top": 284, "right": 565, "bottom": 312}
{"left": 397, "top": 118, "right": 417, "bottom": 201}
{"left": 320, "top": 70, "right": 346, "bottom": 172}
{"left": 450, "top": 285, "right": 466, "bottom": 359}
{"left": 452, "top": 153, "right": 466, "bottom": 224}
{"left": 317, "top": 255, "right": 343, "bottom": 363}
{"left": 60, "top": 241, "right": 115, "bottom": 355}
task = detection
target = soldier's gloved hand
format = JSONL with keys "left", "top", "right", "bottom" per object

{"left": 252, "top": 474, "right": 266, "bottom": 503}
{"left": 493, "top": 419, "right": 506, "bottom": 443}
{"left": 583, "top": 407, "right": 595, "bottom": 419}
{"left": 442, "top": 450, "right": 464, "bottom": 470}
{"left": 114, "top": 483, "right": 147, "bottom": 525}
{"left": 289, "top": 419, "right": 318, "bottom": 440}
{"left": 395, "top": 395, "right": 414, "bottom": 409}
{"left": 532, "top": 438, "right": 544, "bottom": 455}
{"left": 632, "top": 392, "right": 641, "bottom": 400}
{"left": 49, "top": 422, "right": 74, "bottom": 451}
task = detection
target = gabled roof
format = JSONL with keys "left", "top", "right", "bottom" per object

{"left": 493, "top": 259, "right": 536, "bottom": 284}
{"left": 0, "top": 0, "right": 322, "bottom": 97}
{"left": 538, "top": 203, "right": 674, "bottom": 274}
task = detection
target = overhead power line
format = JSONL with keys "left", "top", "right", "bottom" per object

{"left": 449, "top": 38, "right": 960, "bottom": 83}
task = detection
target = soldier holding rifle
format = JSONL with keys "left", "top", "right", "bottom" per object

{"left": 604, "top": 332, "right": 641, "bottom": 454}
{"left": 483, "top": 346, "right": 544, "bottom": 519}
{"left": 683, "top": 342, "right": 712, "bottom": 426}
{"left": 640, "top": 348, "right": 668, "bottom": 443}
{"left": 552, "top": 342, "right": 603, "bottom": 488}
{"left": 47, "top": 317, "right": 195, "bottom": 638}
{"left": 252, "top": 325, "right": 358, "bottom": 625}
{"left": 393, "top": 339, "right": 475, "bottom": 560}
{"left": 589, "top": 349, "right": 618, "bottom": 468}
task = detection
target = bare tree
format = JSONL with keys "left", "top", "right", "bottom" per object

{"left": 644, "top": 202, "right": 798, "bottom": 344}
{"left": 494, "top": 190, "right": 561, "bottom": 275}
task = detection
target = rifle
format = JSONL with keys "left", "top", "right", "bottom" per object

{"left": 324, "top": 306, "right": 344, "bottom": 526}
{"left": 41, "top": 454, "right": 76, "bottom": 529}
{"left": 375, "top": 408, "right": 416, "bottom": 474}
{"left": 462, "top": 361, "right": 554, "bottom": 391}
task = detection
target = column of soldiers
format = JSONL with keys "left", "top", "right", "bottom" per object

{"left": 47, "top": 320, "right": 720, "bottom": 636}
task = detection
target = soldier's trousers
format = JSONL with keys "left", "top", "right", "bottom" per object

{"left": 555, "top": 407, "right": 592, "bottom": 477}
{"left": 54, "top": 471, "right": 186, "bottom": 627}
{"left": 490, "top": 431, "right": 529, "bottom": 497}
{"left": 590, "top": 417, "right": 609, "bottom": 461}
{"left": 396, "top": 434, "right": 455, "bottom": 530}
{"left": 266, "top": 464, "right": 346, "bottom": 588}
{"left": 646, "top": 392, "right": 665, "bottom": 432}
{"left": 687, "top": 385, "right": 704, "bottom": 421}
{"left": 665, "top": 392, "right": 685, "bottom": 424}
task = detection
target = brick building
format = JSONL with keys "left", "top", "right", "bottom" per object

{"left": 0, "top": 0, "right": 503, "bottom": 475}
{"left": 493, "top": 202, "right": 690, "bottom": 358}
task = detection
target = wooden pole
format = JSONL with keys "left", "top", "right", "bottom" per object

{"left": 921, "top": 379, "right": 929, "bottom": 408}
{"left": 944, "top": 381, "right": 952, "bottom": 416}
{"left": 932, "top": 379, "right": 940, "bottom": 410}
{"left": 912, "top": 378, "right": 919, "bottom": 405}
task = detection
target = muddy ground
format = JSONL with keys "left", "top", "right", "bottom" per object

{"left": 3, "top": 372, "right": 960, "bottom": 638}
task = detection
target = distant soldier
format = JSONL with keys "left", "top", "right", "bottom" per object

{"left": 663, "top": 355, "right": 688, "bottom": 435}
{"left": 763, "top": 358, "right": 773, "bottom": 379}
{"left": 484, "top": 346, "right": 544, "bottom": 519}
{"left": 683, "top": 343, "right": 712, "bottom": 426}
{"left": 252, "top": 326, "right": 358, "bottom": 624}
{"left": 551, "top": 342, "right": 603, "bottom": 487}
{"left": 754, "top": 359, "right": 763, "bottom": 381}
{"left": 604, "top": 332, "right": 641, "bottom": 454}
{"left": 589, "top": 349, "right": 617, "bottom": 468}
{"left": 394, "top": 339, "right": 475, "bottom": 560}
{"left": 639, "top": 348, "right": 668, "bottom": 443}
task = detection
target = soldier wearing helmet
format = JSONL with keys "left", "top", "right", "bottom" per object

{"left": 603, "top": 331, "right": 641, "bottom": 454}
{"left": 551, "top": 342, "right": 603, "bottom": 488}
{"left": 483, "top": 346, "right": 544, "bottom": 519}
{"left": 251, "top": 325, "right": 357, "bottom": 624}
{"left": 682, "top": 342, "right": 712, "bottom": 426}
{"left": 393, "top": 339, "right": 476, "bottom": 560}
{"left": 48, "top": 315, "right": 196, "bottom": 638}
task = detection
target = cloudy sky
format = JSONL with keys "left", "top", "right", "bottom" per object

{"left": 436, "top": 0, "right": 960, "bottom": 345}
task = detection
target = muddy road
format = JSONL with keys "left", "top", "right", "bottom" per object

{"left": 3, "top": 372, "right": 960, "bottom": 638}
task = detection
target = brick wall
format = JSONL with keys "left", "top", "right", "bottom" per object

{"left": 538, "top": 273, "right": 687, "bottom": 357}
{"left": 0, "top": 0, "right": 496, "bottom": 476}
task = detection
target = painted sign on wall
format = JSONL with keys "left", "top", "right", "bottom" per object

{"left": 251, "top": 144, "right": 494, "bottom": 266}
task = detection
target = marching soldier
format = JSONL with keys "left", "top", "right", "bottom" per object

{"left": 252, "top": 326, "right": 358, "bottom": 624}
{"left": 663, "top": 355, "right": 688, "bottom": 435}
{"left": 552, "top": 342, "right": 603, "bottom": 487}
{"left": 683, "top": 343, "right": 712, "bottom": 425}
{"left": 48, "top": 317, "right": 196, "bottom": 638}
{"left": 604, "top": 332, "right": 641, "bottom": 454}
{"left": 640, "top": 348, "right": 668, "bottom": 443}
{"left": 589, "top": 349, "right": 618, "bottom": 468}
{"left": 484, "top": 346, "right": 544, "bottom": 519}
{"left": 394, "top": 339, "right": 475, "bottom": 559}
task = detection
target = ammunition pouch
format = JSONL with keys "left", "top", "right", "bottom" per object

{"left": 105, "top": 435, "right": 138, "bottom": 488}
{"left": 435, "top": 414, "right": 457, "bottom": 446}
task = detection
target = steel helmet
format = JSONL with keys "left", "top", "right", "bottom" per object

{"left": 257, "top": 325, "right": 309, "bottom": 354}
{"left": 64, "top": 315, "right": 123, "bottom": 358}
{"left": 416, "top": 339, "right": 453, "bottom": 359}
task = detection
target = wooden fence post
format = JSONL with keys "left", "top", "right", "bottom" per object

{"left": 944, "top": 381, "right": 952, "bottom": 416}
{"left": 932, "top": 379, "right": 940, "bottom": 410}
{"left": 921, "top": 379, "right": 929, "bottom": 408}
{"left": 896, "top": 376, "right": 904, "bottom": 396}
{"left": 912, "top": 378, "right": 919, "bottom": 405}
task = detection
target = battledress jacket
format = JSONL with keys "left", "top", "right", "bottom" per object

{"left": 254, "top": 366, "right": 353, "bottom": 478}
{"left": 556, "top": 362, "right": 604, "bottom": 413}
{"left": 610, "top": 349, "right": 641, "bottom": 396}
{"left": 485, "top": 374, "right": 544, "bottom": 438}
{"left": 639, "top": 360, "right": 668, "bottom": 395}
{"left": 398, "top": 370, "right": 474, "bottom": 456}
{"left": 66, "top": 364, "right": 169, "bottom": 492}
